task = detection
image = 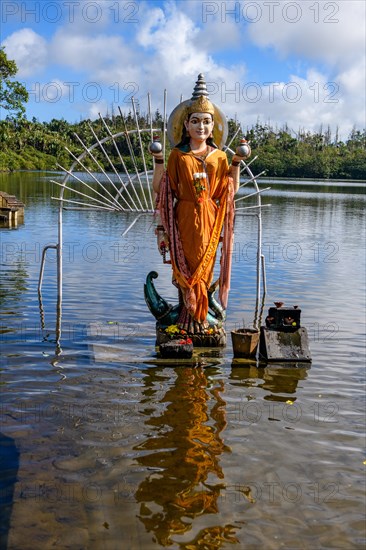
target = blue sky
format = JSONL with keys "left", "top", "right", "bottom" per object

{"left": 2, "top": 0, "right": 365, "bottom": 139}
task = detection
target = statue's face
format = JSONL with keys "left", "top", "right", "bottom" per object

{"left": 184, "top": 112, "right": 214, "bottom": 142}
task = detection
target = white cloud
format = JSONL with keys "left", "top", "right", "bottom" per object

{"left": 199, "top": 17, "right": 242, "bottom": 51}
{"left": 337, "top": 57, "right": 366, "bottom": 101}
{"left": 57, "top": 0, "right": 112, "bottom": 35}
{"left": 225, "top": 0, "right": 366, "bottom": 138}
{"left": 134, "top": 3, "right": 246, "bottom": 109}
{"left": 36, "top": 79, "right": 72, "bottom": 103}
{"left": 2, "top": 28, "right": 48, "bottom": 77}
{"left": 86, "top": 100, "right": 109, "bottom": 120}
{"left": 136, "top": 5, "right": 209, "bottom": 79}
{"left": 2, "top": 1, "right": 363, "bottom": 138}
{"left": 246, "top": 0, "right": 365, "bottom": 70}
{"left": 51, "top": 29, "right": 138, "bottom": 76}
{"left": 230, "top": 68, "right": 363, "bottom": 140}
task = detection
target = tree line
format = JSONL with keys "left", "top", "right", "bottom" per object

{"left": 244, "top": 122, "right": 365, "bottom": 180}
{"left": 1, "top": 46, "right": 365, "bottom": 179}
{"left": 1, "top": 114, "right": 365, "bottom": 180}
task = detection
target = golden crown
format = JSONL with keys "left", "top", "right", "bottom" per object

{"left": 186, "top": 95, "right": 215, "bottom": 117}
{"left": 167, "top": 73, "right": 228, "bottom": 148}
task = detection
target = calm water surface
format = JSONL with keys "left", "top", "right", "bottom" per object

{"left": 0, "top": 172, "right": 365, "bottom": 549}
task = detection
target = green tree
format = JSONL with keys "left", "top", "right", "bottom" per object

{"left": 0, "top": 47, "right": 28, "bottom": 118}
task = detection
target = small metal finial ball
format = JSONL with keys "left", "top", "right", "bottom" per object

{"left": 236, "top": 138, "right": 251, "bottom": 159}
{"left": 149, "top": 134, "right": 162, "bottom": 154}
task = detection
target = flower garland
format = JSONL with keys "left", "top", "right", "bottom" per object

{"left": 192, "top": 172, "right": 207, "bottom": 201}
{"left": 164, "top": 325, "right": 192, "bottom": 345}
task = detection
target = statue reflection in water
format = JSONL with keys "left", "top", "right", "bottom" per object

{"left": 230, "top": 362, "right": 310, "bottom": 402}
{"left": 133, "top": 362, "right": 309, "bottom": 547}
{"left": 133, "top": 366, "right": 239, "bottom": 547}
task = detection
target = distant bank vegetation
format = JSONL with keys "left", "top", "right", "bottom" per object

{"left": 0, "top": 114, "right": 365, "bottom": 180}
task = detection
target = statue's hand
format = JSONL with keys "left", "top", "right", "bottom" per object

{"left": 231, "top": 154, "right": 243, "bottom": 165}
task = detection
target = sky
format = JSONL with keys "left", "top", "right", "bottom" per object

{"left": 1, "top": 0, "right": 365, "bottom": 140}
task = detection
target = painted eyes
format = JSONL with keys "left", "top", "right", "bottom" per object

{"left": 190, "top": 119, "right": 212, "bottom": 125}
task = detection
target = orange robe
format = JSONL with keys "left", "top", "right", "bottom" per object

{"left": 164, "top": 146, "right": 232, "bottom": 323}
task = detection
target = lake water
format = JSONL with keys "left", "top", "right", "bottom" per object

{"left": 0, "top": 171, "right": 365, "bottom": 549}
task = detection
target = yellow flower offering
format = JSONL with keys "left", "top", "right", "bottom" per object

{"left": 165, "top": 324, "right": 180, "bottom": 335}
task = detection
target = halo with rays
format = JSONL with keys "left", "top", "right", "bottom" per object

{"left": 50, "top": 93, "right": 167, "bottom": 215}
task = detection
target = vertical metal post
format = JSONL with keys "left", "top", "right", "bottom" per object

{"left": 162, "top": 89, "right": 167, "bottom": 160}
{"left": 57, "top": 182, "right": 63, "bottom": 352}
{"left": 254, "top": 208, "right": 262, "bottom": 330}
{"left": 148, "top": 92, "right": 153, "bottom": 143}
{"left": 131, "top": 98, "right": 153, "bottom": 210}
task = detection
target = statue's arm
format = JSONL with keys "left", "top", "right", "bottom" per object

{"left": 151, "top": 152, "right": 165, "bottom": 193}
{"left": 229, "top": 154, "right": 242, "bottom": 194}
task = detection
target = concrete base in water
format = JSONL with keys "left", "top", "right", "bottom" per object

{"left": 259, "top": 327, "right": 312, "bottom": 362}
{"left": 156, "top": 325, "right": 226, "bottom": 347}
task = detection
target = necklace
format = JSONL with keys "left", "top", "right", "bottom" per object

{"left": 192, "top": 145, "right": 209, "bottom": 160}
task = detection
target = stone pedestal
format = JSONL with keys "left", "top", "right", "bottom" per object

{"left": 156, "top": 324, "right": 226, "bottom": 347}
{"left": 159, "top": 340, "right": 194, "bottom": 359}
{"left": 259, "top": 327, "right": 311, "bottom": 362}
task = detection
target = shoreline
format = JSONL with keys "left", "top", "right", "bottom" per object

{"left": 1, "top": 169, "right": 365, "bottom": 184}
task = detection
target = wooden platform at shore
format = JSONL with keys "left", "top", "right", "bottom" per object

{"left": 0, "top": 191, "right": 24, "bottom": 226}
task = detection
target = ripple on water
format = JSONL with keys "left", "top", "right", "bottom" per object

{"left": 1, "top": 177, "right": 365, "bottom": 549}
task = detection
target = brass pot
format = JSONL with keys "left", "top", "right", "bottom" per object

{"left": 231, "top": 328, "right": 259, "bottom": 358}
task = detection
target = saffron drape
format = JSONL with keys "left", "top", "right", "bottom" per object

{"left": 159, "top": 147, "right": 234, "bottom": 323}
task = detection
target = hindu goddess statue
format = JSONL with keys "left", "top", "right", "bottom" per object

{"left": 150, "top": 74, "right": 243, "bottom": 337}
